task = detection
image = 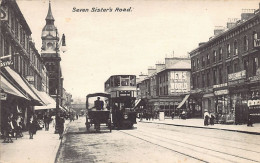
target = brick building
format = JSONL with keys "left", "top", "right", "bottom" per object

{"left": 189, "top": 4, "right": 260, "bottom": 123}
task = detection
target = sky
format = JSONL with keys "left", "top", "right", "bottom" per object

{"left": 16, "top": 0, "right": 259, "bottom": 100}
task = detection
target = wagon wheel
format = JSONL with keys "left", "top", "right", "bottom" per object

{"left": 95, "top": 123, "right": 100, "bottom": 132}
{"left": 86, "top": 120, "right": 90, "bottom": 132}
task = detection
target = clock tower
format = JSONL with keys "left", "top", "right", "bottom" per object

{"left": 41, "top": 2, "right": 63, "bottom": 100}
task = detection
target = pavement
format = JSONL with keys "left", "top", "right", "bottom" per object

{"left": 0, "top": 120, "right": 70, "bottom": 163}
{"left": 140, "top": 117, "right": 260, "bottom": 135}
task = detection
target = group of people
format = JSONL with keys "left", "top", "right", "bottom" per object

{"left": 2, "top": 111, "right": 66, "bottom": 143}
{"left": 2, "top": 113, "right": 24, "bottom": 143}
{"left": 204, "top": 112, "right": 215, "bottom": 126}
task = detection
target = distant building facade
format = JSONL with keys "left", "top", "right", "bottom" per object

{"left": 138, "top": 57, "right": 191, "bottom": 117}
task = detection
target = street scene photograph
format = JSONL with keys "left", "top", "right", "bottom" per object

{"left": 0, "top": 0, "right": 260, "bottom": 163}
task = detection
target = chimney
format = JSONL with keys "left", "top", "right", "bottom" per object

{"left": 148, "top": 67, "right": 156, "bottom": 76}
{"left": 227, "top": 18, "right": 238, "bottom": 29}
{"left": 199, "top": 42, "right": 206, "bottom": 46}
{"left": 241, "top": 9, "right": 255, "bottom": 21}
{"left": 214, "top": 26, "right": 225, "bottom": 35}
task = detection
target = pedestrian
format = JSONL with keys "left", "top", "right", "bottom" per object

{"left": 44, "top": 113, "right": 50, "bottom": 131}
{"left": 204, "top": 115, "right": 209, "bottom": 126}
{"left": 56, "top": 112, "right": 65, "bottom": 140}
{"left": 3, "top": 114, "right": 14, "bottom": 143}
{"left": 28, "top": 115, "right": 36, "bottom": 139}
{"left": 171, "top": 112, "right": 175, "bottom": 120}
{"left": 247, "top": 115, "right": 253, "bottom": 127}
{"left": 210, "top": 114, "right": 215, "bottom": 125}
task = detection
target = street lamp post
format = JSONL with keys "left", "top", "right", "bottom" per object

{"left": 55, "top": 28, "right": 67, "bottom": 133}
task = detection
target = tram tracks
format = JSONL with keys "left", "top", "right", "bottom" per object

{"left": 118, "top": 127, "right": 260, "bottom": 163}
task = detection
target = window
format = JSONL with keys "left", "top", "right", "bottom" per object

{"left": 219, "top": 47, "right": 222, "bottom": 61}
{"left": 197, "top": 58, "right": 200, "bottom": 69}
{"left": 197, "top": 75, "right": 200, "bottom": 88}
{"left": 253, "top": 31, "right": 258, "bottom": 48}
{"left": 213, "top": 50, "right": 217, "bottom": 63}
{"left": 234, "top": 40, "right": 238, "bottom": 55}
{"left": 192, "top": 75, "right": 196, "bottom": 88}
{"left": 234, "top": 63, "right": 239, "bottom": 72}
{"left": 253, "top": 57, "right": 259, "bottom": 76}
{"left": 244, "top": 60, "right": 248, "bottom": 77}
{"left": 121, "top": 75, "right": 130, "bottom": 86}
{"left": 207, "top": 54, "right": 210, "bottom": 65}
{"left": 202, "top": 74, "right": 205, "bottom": 87}
{"left": 219, "top": 67, "right": 223, "bottom": 84}
{"left": 243, "top": 36, "right": 248, "bottom": 52}
{"left": 213, "top": 70, "right": 217, "bottom": 85}
{"left": 202, "top": 56, "right": 205, "bottom": 67}
{"left": 227, "top": 44, "right": 231, "bottom": 58}
{"left": 206, "top": 72, "right": 210, "bottom": 87}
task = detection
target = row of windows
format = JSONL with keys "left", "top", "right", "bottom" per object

{"left": 105, "top": 75, "right": 136, "bottom": 88}
{"left": 8, "top": 7, "right": 30, "bottom": 53}
{"left": 192, "top": 56, "right": 259, "bottom": 89}
{"left": 192, "top": 32, "right": 258, "bottom": 70}
{"left": 159, "top": 85, "right": 168, "bottom": 95}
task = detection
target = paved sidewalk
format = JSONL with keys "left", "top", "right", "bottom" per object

{"left": 140, "top": 118, "right": 260, "bottom": 135}
{"left": 0, "top": 120, "right": 70, "bottom": 163}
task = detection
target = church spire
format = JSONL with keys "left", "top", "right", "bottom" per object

{"left": 45, "top": 1, "right": 55, "bottom": 23}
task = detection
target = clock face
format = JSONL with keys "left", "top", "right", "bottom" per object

{"left": 47, "top": 42, "right": 53, "bottom": 49}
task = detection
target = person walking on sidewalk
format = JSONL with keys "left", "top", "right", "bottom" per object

{"left": 171, "top": 112, "right": 175, "bottom": 120}
{"left": 56, "top": 112, "right": 65, "bottom": 140}
{"left": 28, "top": 115, "right": 35, "bottom": 139}
{"left": 44, "top": 113, "right": 50, "bottom": 131}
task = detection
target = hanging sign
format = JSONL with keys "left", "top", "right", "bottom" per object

{"left": 0, "top": 4, "right": 8, "bottom": 21}
{"left": 254, "top": 39, "right": 260, "bottom": 48}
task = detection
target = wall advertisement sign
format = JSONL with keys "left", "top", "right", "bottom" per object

{"left": 254, "top": 39, "right": 260, "bottom": 48}
{"left": 214, "top": 89, "right": 229, "bottom": 96}
{"left": 228, "top": 70, "right": 246, "bottom": 81}
{"left": 170, "top": 71, "right": 190, "bottom": 94}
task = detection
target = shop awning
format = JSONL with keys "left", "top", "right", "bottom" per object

{"left": 134, "top": 99, "right": 141, "bottom": 108}
{"left": 4, "top": 67, "right": 41, "bottom": 102}
{"left": 34, "top": 104, "right": 63, "bottom": 110}
{"left": 177, "top": 94, "right": 190, "bottom": 109}
{"left": 1, "top": 76, "right": 29, "bottom": 100}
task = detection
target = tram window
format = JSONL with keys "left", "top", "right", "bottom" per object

{"left": 114, "top": 76, "right": 120, "bottom": 86}
{"left": 121, "top": 78, "right": 129, "bottom": 86}
{"left": 130, "top": 75, "right": 136, "bottom": 86}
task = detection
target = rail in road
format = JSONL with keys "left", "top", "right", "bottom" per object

{"left": 118, "top": 124, "right": 260, "bottom": 163}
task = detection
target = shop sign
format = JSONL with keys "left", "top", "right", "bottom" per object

{"left": 0, "top": 5, "right": 8, "bottom": 21}
{"left": 1, "top": 93, "right": 7, "bottom": 100}
{"left": 26, "top": 76, "right": 34, "bottom": 82}
{"left": 228, "top": 70, "right": 246, "bottom": 81}
{"left": 228, "top": 79, "right": 245, "bottom": 86}
{"left": 213, "top": 83, "right": 228, "bottom": 89}
{"left": 254, "top": 39, "right": 260, "bottom": 48}
{"left": 214, "top": 89, "right": 229, "bottom": 96}
{"left": 249, "top": 75, "right": 260, "bottom": 82}
{"left": 159, "top": 102, "right": 164, "bottom": 105}
{"left": 248, "top": 100, "right": 260, "bottom": 106}
{"left": 0, "top": 55, "right": 13, "bottom": 67}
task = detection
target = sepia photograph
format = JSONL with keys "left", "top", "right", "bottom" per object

{"left": 0, "top": 0, "right": 260, "bottom": 162}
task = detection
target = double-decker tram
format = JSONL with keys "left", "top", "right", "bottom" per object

{"left": 105, "top": 75, "right": 137, "bottom": 129}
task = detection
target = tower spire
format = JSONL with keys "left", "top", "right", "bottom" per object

{"left": 45, "top": 1, "right": 55, "bottom": 22}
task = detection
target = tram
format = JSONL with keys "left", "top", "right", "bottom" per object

{"left": 105, "top": 75, "right": 137, "bottom": 129}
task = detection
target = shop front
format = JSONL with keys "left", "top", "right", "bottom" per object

{"left": 248, "top": 74, "right": 260, "bottom": 123}
{"left": 213, "top": 83, "right": 232, "bottom": 123}
{"left": 228, "top": 70, "right": 248, "bottom": 124}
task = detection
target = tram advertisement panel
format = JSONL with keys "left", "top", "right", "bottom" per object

{"left": 170, "top": 71, "right": 190, "bottom": 94}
